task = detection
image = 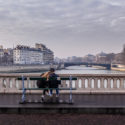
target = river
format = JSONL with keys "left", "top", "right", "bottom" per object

{"left": 55, "top": 66, "right": 125, "bottom": 74}
{"left": 4, "top": 65, "right": 124, "bottom": 75}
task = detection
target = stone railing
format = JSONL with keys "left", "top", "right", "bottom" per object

{"left": 0, "top": 74, "right": 125, "bottom": 93}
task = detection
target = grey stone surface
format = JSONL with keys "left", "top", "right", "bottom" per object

{"left": 1, "top": 93, "right": 125, "bottom": 108}
{"left": 1, "top": 93, "right": 125, "bottom": 114}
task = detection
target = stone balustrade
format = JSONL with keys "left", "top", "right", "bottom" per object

{"left": 0, "top": 74, "right": 125, "bottom": 93}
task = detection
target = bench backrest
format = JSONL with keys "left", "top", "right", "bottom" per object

{"left": 17, "top": 77, "right": 77, "bottom": 81}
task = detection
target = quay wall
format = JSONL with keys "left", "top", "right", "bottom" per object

{"left": 111, "top": 67, "right": 125, "bottom": 72}
{"left": 0, "top": 65, "right": 58, "bottom": 73}
{"left": 111, "top": 64, "right": 125, "bottom": 72}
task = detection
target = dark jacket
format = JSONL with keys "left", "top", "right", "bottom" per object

{"left": 37, "top": 78, "right": 49, "bottom": 88}
{"left": 49, "top": 73, "right": 61, "bottom": 88}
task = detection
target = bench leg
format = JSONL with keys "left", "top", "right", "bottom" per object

{"left": 21, "top": 75, "right": 26, "bottom": 103}
{"left": 22, "top": 89, "right": 26, "bottom": 103}
{"left": 69, "top": 76, "right": 73, "bottom": 104}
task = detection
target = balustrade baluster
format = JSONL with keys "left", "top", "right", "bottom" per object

{"left": 100, "top": 78, "right": 105, "bottom": 89}
{"left": 11, "top": 78, "right": 17, "bottom": 92}
{"left": 107, "top": 78, "right": 111, "bottom": 89}
{"left": 119, "top": 78, "right": 122, "bottom": 89}
{"left": 61, "top": 80, "right": 67, "bottom": 88}
{"left": 78, "top": 78, "right": 82, "bottom": 89}
{"left": 81, "top": 78, "right": 85, "bottom": 89}
{"left": 94, "top": 78, "right": 98, "bottom": 89}
{"left": 120, "top": 78, "right": 124, "bottom": 89}
{"left": 18, "top": 79, "right": 22, "bottom": 89}
{"left": 30, "top": 80, "right": 34, "bottom": 88}
{"left": 97, "top": 78, "right": 101, "bottom": 89}
{"left": 113, "top": 78, "right": 117, "bottom": 89}
{"left": 75, "top": 78, "right": 79, "bottom": 89}
{"left": 88, "top": 78, "right": 91, "bottom": 90}
{"left": 5, "top": 78, "right": 10, "bottom": 93}
{"left": 66, "top": 80, "right": 69, "bottom": 88}
{"left": 117, "top": 79, "right": 120, "bottom": 89}
{"left": 32, "top": 80, "right": 37, "bottom": 88}
{"left": 91, "top": 78, "right": 95, "bottom": 89}
{"left": 0, "top": 78, "right": 4, "bottom": 92}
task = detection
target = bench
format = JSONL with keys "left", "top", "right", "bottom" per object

{"left": 17, "top": 76, "right": 77, "bottom": 104}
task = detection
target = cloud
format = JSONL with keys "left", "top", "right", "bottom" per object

{"left": 102, "top": 0, "right": 125, "bottom": 7}
{"left": 0, "top": 0, "right": 125, "bottom": 57}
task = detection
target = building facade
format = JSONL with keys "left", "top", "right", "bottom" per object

{"left": 96, "top": 52, "right": 107, "bottom": 64}
{"left": 13, "top": 45, "right": 43, "bottom": 64}
{"left": 0, "top": 49, "right": 4, "bottom": 58}
{"left": 35, "top": 43, "right": 54, "bottom": 64}
{"left": 0, "top": 46, "right": 13, "bottom": 65}
{"left": 13, "top": 44, "right": 54, "bottom": 64}
{"left": 83, "top": 54, "right": 96, "bottom": 63}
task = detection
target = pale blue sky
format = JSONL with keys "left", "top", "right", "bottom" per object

{"left": 0, "top": 0, "right": 125, "bottom": 58}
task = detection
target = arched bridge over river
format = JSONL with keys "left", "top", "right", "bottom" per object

{"left": 64, "top": 62, "right": 111, "bottom": 70}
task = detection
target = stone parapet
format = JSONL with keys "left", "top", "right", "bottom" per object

{"left": 0, "top": 74, "right": 125, "bottom": 94}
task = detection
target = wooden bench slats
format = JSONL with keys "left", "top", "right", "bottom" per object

{"left": 20, "top": 88, "right": 76, "bottom": 90}
{"left": 60, "top": 78, "right": 77, "bottom": 80}
{"left": 18, "top": 78, "right": 27, "bottom": 80}
{"left": 17, "top": 77, "right": 77, "bottom": 80}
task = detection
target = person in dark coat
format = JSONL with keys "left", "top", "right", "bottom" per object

{"left": 36, "top": 74, "right": 49, "bottom": 101}
{"left": 48, "top": 68, "right": 61, "bottom": 97}
{"left": 37, "top": 68, "right": 61, "bottom": 100}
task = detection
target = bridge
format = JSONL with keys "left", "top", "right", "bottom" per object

{"left": 64, "top": 62, "right": 111, "bottom": 70}
{"left": 0, "top": 73, "right": 125, "bottom": 114}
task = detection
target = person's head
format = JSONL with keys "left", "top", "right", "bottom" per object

{"left": 49, "top": 68, "right": 55, "bottom": 72}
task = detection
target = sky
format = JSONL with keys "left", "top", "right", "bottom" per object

{"left": 0, "top": 0, "right": 125, "bottom": 58}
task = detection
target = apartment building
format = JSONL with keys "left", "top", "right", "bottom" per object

{"left": 35, "top": 43, "right": 54, "bottom": 64}
{"left": 13, "top": 45, "right": 43, "bottom": 64}
{"left": 13, "top": 44, "right": 54, "bottom": 64}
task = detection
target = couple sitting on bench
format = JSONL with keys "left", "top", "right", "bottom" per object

{"left": 37, "top": 68, "right": 61, "bottom": 101}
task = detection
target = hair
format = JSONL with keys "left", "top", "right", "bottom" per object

{"left": 49, "top": 68, "right": 55, "bottom": 72}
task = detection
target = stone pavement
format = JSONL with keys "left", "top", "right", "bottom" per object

{"left": 1, "top": 93, "right": 125, "bottom": 114}
{"left": 0, "top": 114, "right": 125, "bottom": 125}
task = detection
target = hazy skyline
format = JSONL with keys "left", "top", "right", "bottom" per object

{"left": 0, "top": 0, "right": 125, "bottom": 58}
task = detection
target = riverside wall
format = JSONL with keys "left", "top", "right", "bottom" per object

{"left": 0, "top": 65, "right": 58, "bottom": 73}
{"left": 111, "top": 64, "right": 125, "bottom": 72}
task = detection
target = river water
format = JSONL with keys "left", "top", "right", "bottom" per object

{"left": 9, "top": 65, "right": 124, "bottom": 75}
{"left": 55, "top": 66, "right": 125, "bottom": 74}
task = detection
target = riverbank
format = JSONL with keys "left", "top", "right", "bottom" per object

{"left": 111, "top": 67, "right": 125, "bottom": 72}
{"left": 0, "top": 65, "right": 57, "bottom": 73}
{"left": 93, "top": 65, "right": 125, "bottom": 72}
{"left": 92, "top": 66, "right": 106, "bottom": 70}
{"left": 111, "top": 64, "right": 125, "bottom": 72}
